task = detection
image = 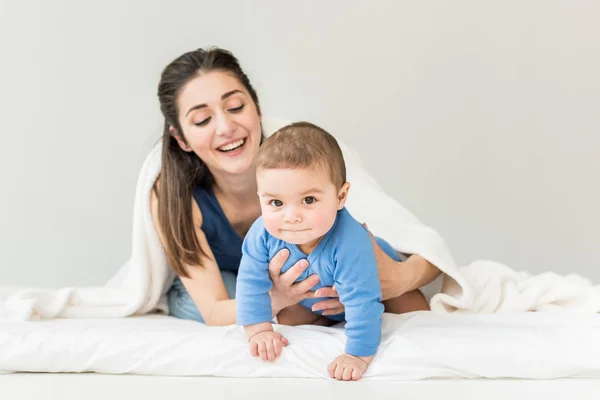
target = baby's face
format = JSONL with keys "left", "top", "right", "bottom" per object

{"left": 257, "top": 166, "right": 348, "bottom": 249}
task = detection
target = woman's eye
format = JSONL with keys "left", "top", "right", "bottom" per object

{"left": 194, "top": 117, "right": 211, "bottom": 127}
{"left": 270, "top": 199, "right": 283, "bottom": 207}
{"left": 303, "top": 196, "right": 316, "bottom": 205}
{"left": 229, "top": 104, "right": 245, "bottom": 113}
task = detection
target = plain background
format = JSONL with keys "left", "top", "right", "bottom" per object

{"left": 0, "top": 0, "right": 598, "bottom": 287}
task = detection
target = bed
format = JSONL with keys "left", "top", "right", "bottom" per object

{"left": 2, "top": 311, "right": 600, "bottom": 399}
{"left": 2, "top": 311, "right": 599, "bottom": 380}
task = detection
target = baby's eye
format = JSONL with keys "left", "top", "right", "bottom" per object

{"left": 270, "top": 199, "right": 283, "bottom": 207}
{"left": 302, "top": 196, "right": 316, "bottom": 205}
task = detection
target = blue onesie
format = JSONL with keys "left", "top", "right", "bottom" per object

{"left": 236, "top": 207, "right": 401, "bottom": 357}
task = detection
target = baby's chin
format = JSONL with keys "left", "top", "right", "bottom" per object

{"left": 266, "top": 228, "right": 319, "bottom": 245}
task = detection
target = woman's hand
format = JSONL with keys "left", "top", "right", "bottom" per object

{"left": 268, "top": 249, "right": 321, "bottom": 314}
{"left": 312, "top": 286, "right": 344, "bottom": 316}
{"left": 266, "top": 233, "right": 418, "bottom": 316}
{"left": 268, "top": 228, "right": 442, "bottom": 316}
{"left": 269, "top": 249, "right": 345, "bottom": 316}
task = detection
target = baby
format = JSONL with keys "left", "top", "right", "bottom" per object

{"left": 236, "top": 122, "right": 428, "bottom": 381}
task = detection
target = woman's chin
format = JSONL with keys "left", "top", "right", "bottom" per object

{"left": 214, "top": 146, "right": 259, "bottom": 174}
{"left": 215, "top": 155, "right": 254, "bottom": 175}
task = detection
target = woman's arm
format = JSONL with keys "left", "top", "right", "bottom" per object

{"left": 174, "top": 249, "right": 320, "bottom": 326}
{"left": 178, "top": 244, "right": 322, "bottom": 325}
{"left": 363, "top": 222, "right": 441, "bottom": 299}
{"left": 151, "top": 182, "right": 236, "bottom": 325}
{"left": 378, "top": 253, "right": 441, "bottom": 300}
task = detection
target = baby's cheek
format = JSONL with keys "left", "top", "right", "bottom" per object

{"left": 262, "top": 215, "right": 280, "bottom": 237}
{"left": 312, "top": 212, "right": 337, "bottom": 235}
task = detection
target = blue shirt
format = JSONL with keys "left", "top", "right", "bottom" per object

{"left": 236, "top": 207, "right": 386, "bottom": 357}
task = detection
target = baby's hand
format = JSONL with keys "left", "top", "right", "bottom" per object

{"left": 327, "top": 354, "right": 374, "bottom": 381}
{"left": 248, "top": 331, "right": 289, "bottom": 362}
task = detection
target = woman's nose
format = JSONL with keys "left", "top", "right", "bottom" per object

{"left": 215, "top": 111, "right": 235, "bottom": 136}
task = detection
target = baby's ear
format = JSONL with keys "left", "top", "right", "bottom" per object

{"left": 337, "top": 182, "right": 351, "bottom": 209}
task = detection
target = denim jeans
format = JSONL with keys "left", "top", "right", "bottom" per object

{"left": 167, "top": 271, "right": 237, "bottom": 323}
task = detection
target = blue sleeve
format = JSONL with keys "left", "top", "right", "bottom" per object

{"left": 333, "top": 227, "right": 384, "bottom": 357}
{"left": 235, "top": 218, "right": 274, "bottom": 326}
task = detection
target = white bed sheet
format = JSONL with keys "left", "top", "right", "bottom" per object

{"left": 1, "top": 312, "right": 599, "bottom": 380}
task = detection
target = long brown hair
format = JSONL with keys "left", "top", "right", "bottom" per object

{"left": 156, "top": 47, "right": 260, "bottom": 278}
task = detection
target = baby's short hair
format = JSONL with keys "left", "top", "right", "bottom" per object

{"left": 256, "top": 122, "right": 346, "bottom": 188}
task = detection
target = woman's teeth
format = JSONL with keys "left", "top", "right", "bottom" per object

{"left": 218, "top": 139, "right": 245, "bottom": 152}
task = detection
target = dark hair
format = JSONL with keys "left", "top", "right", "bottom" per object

{"left": 156, "top": 47, "right": 260, "bottom": 278}
{"left": 257, "top": 122, "right": 346, "bottom": 188}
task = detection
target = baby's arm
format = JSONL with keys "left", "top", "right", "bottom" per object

{"left": 328, "top": 227, "right": 384, "bottom": 380}
{"left": 236, "top": 220, "right": 287, "bottom": 361}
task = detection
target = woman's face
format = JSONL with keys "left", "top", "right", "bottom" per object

{"left": 174, "top": 70, "right": 262, "bottom": 178}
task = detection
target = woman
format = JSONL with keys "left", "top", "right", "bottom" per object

{"left": 150, "top": 47, "right": 441, "bottom": 326}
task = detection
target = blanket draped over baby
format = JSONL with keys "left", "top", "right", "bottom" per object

{"left": 1, "top": 118, "right": 599, "bottom": 321}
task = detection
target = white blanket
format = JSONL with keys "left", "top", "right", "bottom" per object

{"left": 1, "top": 118, "right": 599, "bottom": 321}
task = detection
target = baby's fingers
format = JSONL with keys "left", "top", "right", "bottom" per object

{"left": 342, "top": 366, "right": 353, "bottom": 381}
{"left": 258, "top": 341, "right": 268, "bottom": 361}
{"left": 327, "top": 360, "right": 337, "bottom": 378}
{"left": 334, "top": 363, "right": 344, "bottom": 380}
{"left": 273, "top": 338, "right": 283, "bottom": 358}
{"left": 265, "top": 339, "right": 275, "bottom": 362}
{"left": 352, "top": 367, "right": 364, "bottom": 381}
{"left": 250, "top": 342, "right": 259, "bottom": 357}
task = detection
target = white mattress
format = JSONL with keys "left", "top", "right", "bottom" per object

{"left": 1, "top": 312, "right": 599, "bottom": 380}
